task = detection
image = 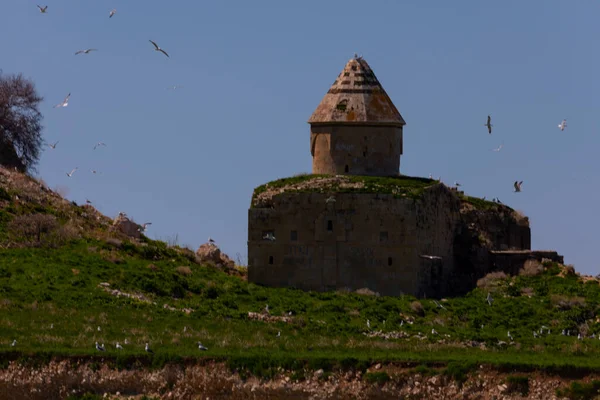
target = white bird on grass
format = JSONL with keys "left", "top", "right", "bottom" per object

{"left": 558, "top": 119, "right": 567, "bottom": 131}
{"left": 485, "top": 115, "right": 493, "bottom": 134}
{"left": 513, "top": 181, "right": 523, "bottom": 193}
{"left": 47, "top": 141, "right": 59, "bottom": 150}
{"left": 149, "top": 40, "right": 169, "bottom": 58}
{"left": 93, "top": 142, "right": 106, "bottom": 150}
{"left": 276, "top": 331, "right": 281, "bottom": 338}
{"left": 75, "top": 49, "right": 97, "bottom": 55}
{"left": 95, "top": 342, "right": 105, "bottom": 352}
{"left": 507, "top": 331, "right": 514, "bottom": 341}
{"left": 11, "top": 340, "right": 17, "bottom": 347}
{"left": 366, "top": 319, "right": 371, "bottom": 329}
{"left": 145, "top": 343, "right": 154, "bottom": 354}
{"left": 109, "top": 9, "right": 117, "bottom": 18}
{"left": 116, "top": 342, "right": 123, "bottom": 350}
{"left": 66, "top": 168, "right": 78, "bottom": 177}
{"left": 431, "top": 328, "right": 438, "bottom": 335}
{"left": 486, "top": 292, "right": 494, "bottom": 306}
{"left": 37, "top": 5, "right": 48, "bottom": 13}
{"left": 197, "top": 342, "right": 208, "bottom": 351}
{"left": 53, "top": 93, "right": 71, "bottom": 108}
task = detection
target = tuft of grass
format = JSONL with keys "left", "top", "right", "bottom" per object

{"left": 363, "top": 371, "right": 390, "bottom": 385}
{"left": 506, "top": 375, "right": 530, "bottom": 396}
{"left": 556, "top": 380, "right": 600, "bottom": 400}
{"left": 443, "top": 361, "right": 476, "bottom": 385}
{"left": 251, "top": 174, "right": 436, "bottom": 207}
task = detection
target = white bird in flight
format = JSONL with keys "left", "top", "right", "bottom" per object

{"left": 167, "top": 85, "right": 183, "bottom": 90}
{"left": 66, "top": 168, "right": 78, "bottom": 177}
{"left": 485, "top": 115, "right": 493, "bottom": 134}
{"left": 138, "top": 222, "right": 152, "bottom": 232}
{"left": 492, "top": 143, "right": 503, "bottom": 152}
{"left": 37, "top": 5, "right": 48, "bottom": 13}
{"left": 262, "top": 232, "right": 276, "bottom": 241}
{"left": 93, "top": 142, "right": 106, "bottom": 150}
{"left": 149, "top": 40, "right": 169, "bottom": 58}
{"left": 109, "top": 9, "right": 117, "bottom": 18}
{"left": 513, "top": 180, "right": 523, "bottom": 193}
{"left": 47, "top": 141, "right": 59, "bottom": 150}
{"left": 53, "top": 93, "right": 71, "bottom": 108}
{"left": 558, "top": 119, "right": 567, "bottom": 131}
{"left": 75, "top": 49, "right": 98, "bottom": 55}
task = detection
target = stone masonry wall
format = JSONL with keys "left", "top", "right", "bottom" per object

{"left": 310, "top": 124, "right": 403, "bottom": 176}
{"left": 249, "top": 184, "right": 462, "bottom": 297}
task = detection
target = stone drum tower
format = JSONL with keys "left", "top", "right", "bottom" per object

{"left": 308, "top": 56, "right": 406, "bottom": 176}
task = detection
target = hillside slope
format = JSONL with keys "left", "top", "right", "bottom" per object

{"left": 1, "top": 167, "right": 600, "bottom": 398}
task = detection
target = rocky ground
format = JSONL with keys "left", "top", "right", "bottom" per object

{"left": 0, "top": 360, "right": 592, "bottom": 400}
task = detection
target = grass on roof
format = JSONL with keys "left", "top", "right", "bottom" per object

{"left": 251, "top": 174, "right": 437, "bottom": 206}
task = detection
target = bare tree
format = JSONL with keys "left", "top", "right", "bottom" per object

{"left": 0, "top": 72, "right": 44, "bottom": 172}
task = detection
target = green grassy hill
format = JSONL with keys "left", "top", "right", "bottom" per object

{"left": 2, "top": 167, "right": 600, "bottom": 379}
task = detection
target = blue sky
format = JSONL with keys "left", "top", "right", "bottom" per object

{"left": 2, "top": 1, "right": 598, "bottom": 274}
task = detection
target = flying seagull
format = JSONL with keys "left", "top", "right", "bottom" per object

{"left": 149, "top": 40, "right": 169, "bottom": 58}
{"left": 93, "top": 142, "right": 106, "bottom": 150}
{"left": 109, "top": 9, "right": 117, "bottom": 18}
{"left": 492, "top": 143, "right": 504, "bottom": 152}
{"left": 167, "top": 85, "right": 183, "bottom": 90}
{"left": 138, "top": 222, "right": 152, "bottom": 233}
{"left": 197, "top": 342, "right": 208, "bottom": 351}
{"left": 485, "top": 115, "right": 493, "bottom": 134}
{"left": 95, "top": 342, "right": 105, "bottom": 352}
{"left": 53, "top": 93, "right": 71, "bottom": 108}
{"left": 558, "top": 119, "right": 567, "bottom": 131}
{"left": 262, "top": 232, "right": 276, "bottom": 241}
{"left": 513, "top": 180, "right": 523, "bottom": 193}
{"left": 145, "top": 343, "right": 154, "bottom": 354}
{"left": 116, "top": 342, "right": 123, "bottom": 350}
{"left": 90, "top": 169, "right": 101, "bottom": 174}
{"left": 47, "top": 141, "right": 59, "bottom": 150}
{"left": 66, "top": 168, "right": 78, "bottom": 177}
{"left": 37, "top": 5, "right": 48, "bottom": 13}
{"left": 75, "top": 49, "right": 98, "bottom": 55}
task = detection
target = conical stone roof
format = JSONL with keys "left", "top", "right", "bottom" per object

{"left": 308, "top": 57, "right": 405, "bottom": 126}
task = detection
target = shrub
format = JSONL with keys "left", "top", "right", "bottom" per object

{"left": 176, "top": 266, "right": 193, "bottom": 276}
{"left": 520, "top": 259, "right": 543, "bottom": 276}
{"left": 506, "top": 375, "right": 530, "bottom": 396}
{"left": 410, "top": 301, "right": 425, "bottom": 317}
{"left": 476, "top": 271, "right": 507, "bottom": 289}
{"left": 520, "top": 287, "right": 535, "bottom": 297}
{"left": 551, "top": 295, "right": 586, "bottom": 311}
{"left": 8, "top": 214, "right": 59, "bottom": 246}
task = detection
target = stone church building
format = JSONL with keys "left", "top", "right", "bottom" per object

{"left": 247, "top": 56, "right": 563, "bottom": 298}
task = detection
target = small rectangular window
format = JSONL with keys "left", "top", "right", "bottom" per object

{"left": 268, "top": 256, "right": 274, "bottom": 265}
{"left": 327, "top": 220, "right": 333, "bottom": 231}
{"left": 290, "top": 230, "right": 298, "bottom": 241}
{"left": 380, "top": 232, "right": 388, "bottom": 242}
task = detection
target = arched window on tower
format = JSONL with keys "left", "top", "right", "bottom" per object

{"left": 345, "top": 165, "right": 349, "bottom": 173}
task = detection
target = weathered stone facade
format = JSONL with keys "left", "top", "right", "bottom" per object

{"left": 248, "top": 56, "right": 564, "bottom": 297}
{"left": 248, "top": 182, "right": 561, "bottom": 297}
